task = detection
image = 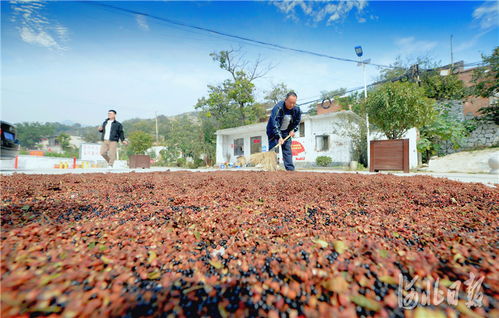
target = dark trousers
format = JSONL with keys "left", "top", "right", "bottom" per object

{"left": 268, "top": 131, "right": 295, "bottom": 171}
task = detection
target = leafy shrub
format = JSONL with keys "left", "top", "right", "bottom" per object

{"left": 45, "top": 148, "right": 79, "bottom": 159}
{"left": 365, "top": 81, "right": 436, "bottom": 139}
{"left": 176, "top": 158, "right": 187, "bottom": 167}
{"left": 187, "top": 162, "right": 198, "bottom": 169}
{"left": 316, "top": 156, "right": 332, "bottom": 167}
{"left": 128, "top": 131, "right": 153, "bottom": 155}
{"left": 159, "top": 148, "right": 180, "bottom": 166}
{"left": 194, "top": 158, "right": 205, "bottom": 168}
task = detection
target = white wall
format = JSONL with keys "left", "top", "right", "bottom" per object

{"left": 215, "top": 113, "right": 358, "bottom": 166}
{"left": 147, "top": 146, "right": 167, "bottom": 158}
{"left": 216, "top": 132, "right": 269, "bottom": 164}
{"left": 0, "top": 155, "right": 128, "bottom": 170}
{"left": 297, "top": 115, "right": 354, "bottom": 164}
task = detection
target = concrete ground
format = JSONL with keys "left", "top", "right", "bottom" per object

{"left": 1, "top": 166, "right": 497, "bottom": 187}
{"left": 421, "top": 148, "right": 499, "bottom": 173}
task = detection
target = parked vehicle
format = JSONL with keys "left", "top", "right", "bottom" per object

{"left": 1, "top": 121, "right": 20, "bottom": 159}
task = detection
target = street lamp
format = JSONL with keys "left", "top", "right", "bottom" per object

{"left": 355, "top": 45, "right": 370, "bottom": 169}
{"left": 355, "top": 46, "right": 363, "bottom": 57}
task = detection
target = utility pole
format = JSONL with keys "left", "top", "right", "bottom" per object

{"left": 155, "top": 111, "right": 159, "bottom": 144}
{"left": 355, "top": 45, "right": 370, "bottom": 169}
{"left": 362, "top": 60, "right": 370, "bottom": 169}
{"left": 450, "top": 35, "right": 454, "bottom": 72}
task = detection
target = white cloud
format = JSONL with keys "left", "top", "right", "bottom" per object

{"left": 9, "top": 0, "right": 68, "bottom": 50}
{"left": 273, "top": 0, "right": 368, "bottom": 25}
{"left": 472, "top": 2, "right": 498, "bottom": 31}
{"left": 455, "top": 2, "right": 497, "bottom": 53}
{"left": 19, "top": 26, "right": 57, "bottom": 47}
{"left": 135, "top": 14, "right": 150, "bottom": 31}
{"left": 394, "top": 36, "right": 438, "bottom": 56}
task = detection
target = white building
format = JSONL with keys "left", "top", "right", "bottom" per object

{"left": 215, "top": 110, "right": 419, "bottom": 168}
{"left": 39, "top": 135, "right": 85, "bottom": 153}
{"left": 216, "top": 111, "right": 358, "bottom": 167}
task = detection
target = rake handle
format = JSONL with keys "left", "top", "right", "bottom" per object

{"left": 269, "top": 135, "right": 291, "bottom": 151}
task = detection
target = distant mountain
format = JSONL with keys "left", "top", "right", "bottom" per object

{"left": 61, "top": 120, "right": 79, "bottom": 126}
{"left": 55, "top": 111, "right": 200, "bottom": 130}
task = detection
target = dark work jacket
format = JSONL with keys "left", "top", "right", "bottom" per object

{"left": 100, "top": 119, "right": 125, "bottom": 142}
{"left": 266, "top": 101, "right": 302, "bottom": 139}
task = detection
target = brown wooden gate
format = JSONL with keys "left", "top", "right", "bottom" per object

{"left": 370, "top": 139, "right": 409, "bottom": 173}
{"left": 129, "top": 155, "right": 151, "bottom": 169}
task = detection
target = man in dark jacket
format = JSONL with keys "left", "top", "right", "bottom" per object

{"left": 266, "top": 92, "right": 301, "bottom": 171}
{"left": 98, "top": 110, "right": 127, "bottom": 167}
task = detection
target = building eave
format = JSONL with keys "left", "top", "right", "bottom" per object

{"left": 215, "top": 122, "right": 267, "bottom": 135}
{"left": 215, "top": 110, "right": 361, "bottom": 135}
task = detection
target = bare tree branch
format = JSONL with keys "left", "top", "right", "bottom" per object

{"left": 212, "top": 48, "right": 274, "bottom": 82}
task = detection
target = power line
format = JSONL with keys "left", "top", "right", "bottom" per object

{"left": 64, "top": 2, "right": 490, "bottom": 113}
{"left": 297, "top": 60, "right": 484, "bottom": 109}
{"left": 83, "top": 1, "right": 400, "bottom": 70}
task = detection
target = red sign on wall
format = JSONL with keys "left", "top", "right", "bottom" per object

{"left": 291, "top": 141, "right": 305, "bottom": 156}
{"left": 253, "top": 139, "right": 261, "bottom": 144}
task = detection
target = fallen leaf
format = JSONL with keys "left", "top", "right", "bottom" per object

{"left": 322, "top": 275, "right": 348, "bottom": 293}
{"left": 147, "top": 270, "right": 161, "bottom": 280}
{"left": 414, "top": 306, "right": 447, "bottom": 318}
{"left": 379, "top": 275, "right": 398, "bottom": 285}
{"left": 351, "top": 295, "right": 381, "bottom": 312}
{"left": 209, "top": 260, "right": 224, "bottom": 269}
{"left": 312, "top": 238, "right": 328, "bottom": 249}
{"left": 333, "top": 240, "right": 348, "bottom": 254}
{"left": 148, "top": 251, "right": 157, "bottom": 264}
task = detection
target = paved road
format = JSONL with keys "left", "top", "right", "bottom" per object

{"left": 1, "top": 167, "right": 498, "bottom": 187}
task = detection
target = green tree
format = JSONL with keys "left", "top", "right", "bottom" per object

{"left": 378, "top": 55, "right": 440, "bottom": 82}
{"left": 378, "top": 55, "right": 466, "bottom": 101}
{"left": 159, "top": 147, "right": 180, "bottom": 166}
{"left": 160, "top": 115, "right": 208, "bottom": 165}
{"left": 169, "top": 116, "right": 201, "bottom": 159}
{"left": 345, "top": 91, "right": 365, "bottom": 115}
{"left": 15, "top": 122, "right": 55, "bottom": 149}
{"left": 320, "top": 88, "right": 347, "bottom": 101}
{"left": 472, "top": 47, "right": 499, "bottom": 98}
{"left": 330, "top": 112, "right": 368, "bottom": 167}
{"left": 264, "top": 83, "right": 292, "bottom": 105}
{"left": 307, "top": 105, "right": 318, "bottom": 115}
{"left": 417, "top": 102, "right": 470, "bottom": 162}
{"left": 197, "top": 113, "right": 219, "bottom": 165}
{"left": 123, "top": 118, "right": 156, "bottom": 136}
{"left": 193, "top": 49, "right": 272, "bottom": 166}
{"left": 56, "top": 133, "right": 71, "bottom": 150}
{"left": 196, "top": 49, "right": 271, "bottom": 128}
{"left": 82, "top": 127, "right": 101, "bottom": 143}
{"left": 308, "top": 89, "right": 362, "bottom": 116}
{"left": 364, "top": 82, "right": 436, "bottom": 139}
{"left": 127, "top": 131, "right": 153, "bottom": 155}
{"left": 420, "top": 72, "right": 465, "bottom": 100}
{"left": 471, "top": 47, "right": 498, "bottom": 124}
{"left": 196, "top": 81, "right": 250, "bottom": 128}
{"left": 320, "top": 88, "right": 355, "bottom": 111}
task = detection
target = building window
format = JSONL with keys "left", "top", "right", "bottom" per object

{"left": 250, "top": 136, "right": 262, "bottom": 154}
{"left": 315, "top": 135, "right": 329, "bottom": 152}
{"left": 234, "top": 138, "right": 244, "bottom": 156}
{"left": 299, "top": 122, "right": 305, "bottom": 137}
{"left": 50, "top": 138, "right": 58, "bottom": 147}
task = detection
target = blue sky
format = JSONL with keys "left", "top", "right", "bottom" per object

{"left": 1, "top": 0, "right": 498, "bottom": 125}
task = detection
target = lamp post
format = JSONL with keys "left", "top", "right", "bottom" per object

{"left": 355, "top": 46, "right": 370, "bottom": 169}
